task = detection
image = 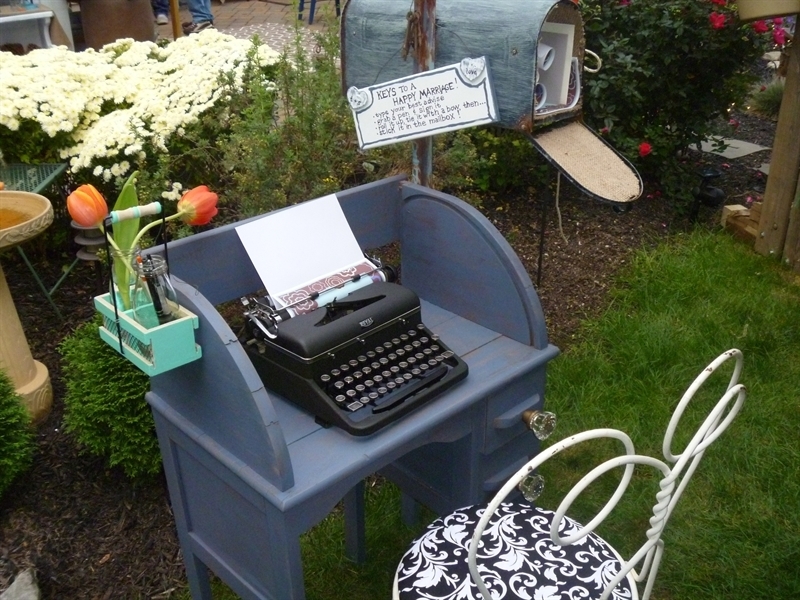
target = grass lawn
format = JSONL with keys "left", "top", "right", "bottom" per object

{"left": 190, "top": 229, "right": 800, "bottom": 599}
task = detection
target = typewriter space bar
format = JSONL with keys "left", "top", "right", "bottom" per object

{"left": 372, "top": 365, "right": 449, "bottom": 414}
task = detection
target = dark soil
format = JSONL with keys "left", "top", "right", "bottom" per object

{"left": 0, "top": 110, "right": 776, "bottom": 599}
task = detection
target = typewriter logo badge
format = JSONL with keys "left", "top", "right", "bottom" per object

{"left": 359, "top": 317, "right": 374, "bottom": 328}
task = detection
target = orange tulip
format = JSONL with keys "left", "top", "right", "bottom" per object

{"left": 177, "top": 185, "right": 218, "bottom": 226}
{"left": 67, "top": 184, "right": 109, "bottom": 228}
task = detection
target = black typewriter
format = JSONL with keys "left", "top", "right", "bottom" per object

{"left": 239, "top": 281, "right": 468, "bottom": 435}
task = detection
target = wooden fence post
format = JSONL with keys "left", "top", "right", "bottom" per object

{"left": 781, "top": 169, "right": 800, "bottom": 273}
{"left": 755, "top": 36, "right": 800, "bottom": 259}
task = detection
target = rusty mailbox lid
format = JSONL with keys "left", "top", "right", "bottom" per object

{"left": 341, "top": 0, "right": 642, "bottom": 205}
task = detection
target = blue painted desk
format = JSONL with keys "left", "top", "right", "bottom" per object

{"left": 146, "top": 177, "right": 559, "bottom": 599}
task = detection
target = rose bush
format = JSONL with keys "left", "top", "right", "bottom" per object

{"left": 580, "top": 0, "right": 775, "bottom": 206}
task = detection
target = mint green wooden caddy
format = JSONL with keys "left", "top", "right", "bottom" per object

{"left": 94, "top": 292, "right": 202, "bottom": 376}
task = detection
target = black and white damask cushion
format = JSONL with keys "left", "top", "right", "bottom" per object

{"left": 395, "top": 502, "right": 634, "bottom": 600}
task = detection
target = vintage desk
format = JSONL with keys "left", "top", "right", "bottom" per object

{"left": 146, "top": 177, "right": 559, "bottom": 599}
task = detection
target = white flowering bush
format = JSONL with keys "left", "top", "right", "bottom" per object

{"left": 0, "top": 30, "right": 279, "bottom": 188}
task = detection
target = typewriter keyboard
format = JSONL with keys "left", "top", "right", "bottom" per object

{"left": 318, "top": 323, "right": 460, "bottom": 414}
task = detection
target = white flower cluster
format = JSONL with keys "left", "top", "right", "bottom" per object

{"left": 0, "top": 31, "right": 279, "bottom": 181}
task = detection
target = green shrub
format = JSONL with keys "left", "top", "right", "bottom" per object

{"left": 59, "top": 318, "right": 159, "bottom": 479}
{"left": 748, "top": 78, "right": 784, "bottom": 119}
{"left": 581, "top": 0, "right": 772, "bottom": 208}
{"left": 0, "top": 369, "right": 34, "bottom": 498}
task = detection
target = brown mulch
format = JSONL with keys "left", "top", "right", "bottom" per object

{"left": 0, "top": 111, "right": 776, "bottom": 598}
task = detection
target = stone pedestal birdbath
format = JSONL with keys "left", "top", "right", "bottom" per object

{"left": 0, "top": 190, "right": 54, "bottom": 423}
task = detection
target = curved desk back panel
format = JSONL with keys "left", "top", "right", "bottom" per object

{"left": 399, "top": 183, "right": 547, "bottom": 349}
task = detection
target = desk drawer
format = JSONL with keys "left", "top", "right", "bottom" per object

{"left": 482, "top": 368, "right": 547, "bottom": 454}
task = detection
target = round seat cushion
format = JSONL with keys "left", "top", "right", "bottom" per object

{"left": 395, "top": 502, "right": 634, "bottom": 600}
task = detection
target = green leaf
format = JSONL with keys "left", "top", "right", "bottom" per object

{"left": 110, "top": 171, "right": 140, "bottom": 310}
{"left": 111, "top": 170, "right": 141, "bottom": 252}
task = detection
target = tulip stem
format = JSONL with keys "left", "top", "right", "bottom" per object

{"left": 129, "top": 211, "right": 185, "bottom": 251}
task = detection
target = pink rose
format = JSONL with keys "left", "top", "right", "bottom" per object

{"left": 709, "top": 12, "right": 726, "bottom": 29}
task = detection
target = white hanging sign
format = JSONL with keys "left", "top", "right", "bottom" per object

{"left": 347, "top": 57, "right": 499, "bottom": 150}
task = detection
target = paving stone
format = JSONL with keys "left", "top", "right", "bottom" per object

{"left": 0, "top": 569, "right": 40, "bottom": 600}
{"left": 699, "top": 137, "right": 771, "bottom": 159}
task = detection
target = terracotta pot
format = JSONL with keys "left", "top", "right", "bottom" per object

{"left": 79, "top": 0, "right": 156, "bottom": 49}
{"left": 737, "top": 0, "right": 800, "bottom": 22}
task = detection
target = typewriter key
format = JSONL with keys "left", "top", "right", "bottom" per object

{"left": 339, "top": 364, "right": 350, "bottom": 373}
{"left": 431, "top": 334, "right": 439, "bottom": 341}
{"left": 346, "top": 401, "right": 363, "bottom": 412}
{"left": 442, "top": 350, "right": 454, "bottom": 359}
{"left": 382, "top": 370, "right": 392, "bottom": 378}
{"left": 357, "top": 355, "right": 367, "bottom": 363}
{"left": 392, "top": 338, "right": 401, "bottom": 345}
{"left": 417, "top": 324, "right": 426, "bottom": 330}
{"left": 404, "top": 344, "right": 413, "bottom": 352}
{"left": 368, "top": 392, "right": 379, "bottom": 401}
{"left": 402, "top": 373, "right": 413, "bottom": 381}
{"left": 377, "top": 386, "right": 388, "bottom": 395}
{"left": 396, "top": 349, "right": 406, "bottom": 357}
{"left": 335, "top": 394, "right": 347, "bottom": 404}
{"left": 394, "top": 376, "right": 405, "bottom": 385}
{"left": 388, "top": 353, "right": 397, "bottom": 361}
{"left": 373, "top": 375, "right": 384, "bottom": 384}
{"left": 407, "top": 329, "right": 417, "bottom": 337}
{"left": 400, "top": 334, "right": 409, "bottom": 341}
{"left": 419, "top": 363, "right": 429, "bottom": 372}
{"left": 431, "top": 344, "right": 440, "bottom": 352}
{"left": 383, "top": 342, "right": 393, "bottom": 349}
{"left": 412, "top": 340, "right": 421, "bottom": 348}
{"left": 320, "top": 374, "right": 331, "bottom": 383}
{"left": 346, "top": 389, "right": 358, "bottom": 398}
{"left": 371, "top": 361, "right": 381, "bottom": 370}
{"left": 352, "top": 371, "right": 363, "bottom": 380}
{"left": 423, "top": 348, "right": 433, "bottom": 356}
{"left": 411, "top": 368, "right": 421, "bottom": 376}
{"left": 407, "top": 357, "right": 417, "bottom": 366}
{"left": 386, "top": 381, "right": 397, "bottom": 390}
{"left": 415, "top": 352, "right": 425, "bottom": 360}
{"left": 344, "top": 376, "right": 354, "bottom": 385}
{"left": 398, "top": 361, "right": 408, "bottom": 369}
{"left": 333, "top": 381, "right": 346, "bottom": 391}
{"left": 435, "top": 355, "right": 445, "bottom": 363}
{"left": 366, "top": 350, "right": 376, "bottom": 359}
{"left": 364, "top": 379, "right": 375, "bottom": 388}
{"left": 330, "top": 368, "right": 341, "bottom": 377}
{"left": 375, "top": 346, "right": 385, "bottom": 354}
{"left": 355, "top": 384, "right": 366, "bottom": 393}
{"left": 428, "top": 359, "right": 438, "bottom": 367}
{"left": 420, "top": 337, "right": 429, "bottom": 344}
{"left": 349, "top": 359, "right": 359, "bottom": 367}
{"left": 390, "top": 365, "right": 400, "bottom": 374}
{"left": 362, "top": 366, "right": 372, "bottom": 376}
{"left": 379, "top": 357, "right": 389, "bottom": 366}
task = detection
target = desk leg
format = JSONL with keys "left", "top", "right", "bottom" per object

{"left": 343, "top": 480, "right": 366, "bottom": 564}
{"left": 185, "top": 552, "right": 213, "bottom": 600}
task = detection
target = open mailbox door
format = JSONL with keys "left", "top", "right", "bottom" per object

{"left": 342, "top": 0, "right": 642, "bottom": 205}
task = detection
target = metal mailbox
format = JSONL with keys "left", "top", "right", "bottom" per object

{"left": 342, "top": 0, "right": 642, "bottom": 205}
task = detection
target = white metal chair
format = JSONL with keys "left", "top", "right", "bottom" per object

{"left": 393, "top": 349, "right": 746, "bottom": 600}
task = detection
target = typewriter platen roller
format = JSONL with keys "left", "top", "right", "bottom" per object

{"left": 239, "top": 282, "right": 468, "bottom": 435}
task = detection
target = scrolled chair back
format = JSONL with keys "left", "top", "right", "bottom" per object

{"left": 391, "top": 349, "right": 746, "bottom": 600}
